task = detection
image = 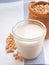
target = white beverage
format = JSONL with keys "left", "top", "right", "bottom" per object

{"left": 13, "top": 20, "right": 46, "bottom": 59}
{"left": 16, "top": 24, "right": 44, "bottom": 40}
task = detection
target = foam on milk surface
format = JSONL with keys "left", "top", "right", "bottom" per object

{"left": 15, "top": 24, "right": 44, "bottom": 39}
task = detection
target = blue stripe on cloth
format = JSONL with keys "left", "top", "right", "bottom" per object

{"left": 24, "top": 0, "right": 28, "bottom": 20}
{"left": 24, "top": 0, "right": 46, "bottom": 65}
{"left": 0, "top": 0, "right": 20, "bottom": 3}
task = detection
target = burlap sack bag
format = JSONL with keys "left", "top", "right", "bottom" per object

{"left": 29, "top": 1, "right": 49, "bottom": 39}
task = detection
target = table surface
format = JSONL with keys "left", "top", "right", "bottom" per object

{"left": 0, "top": 1, "right": 49, "bottom": 65}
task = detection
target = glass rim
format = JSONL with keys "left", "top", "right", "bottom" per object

{"left": 12, "top": 19, "right": 47, "bottom": 42}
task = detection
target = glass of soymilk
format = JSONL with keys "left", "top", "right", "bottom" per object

{"left": 12, "top": 19, "right": 47, "bottom": 59}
